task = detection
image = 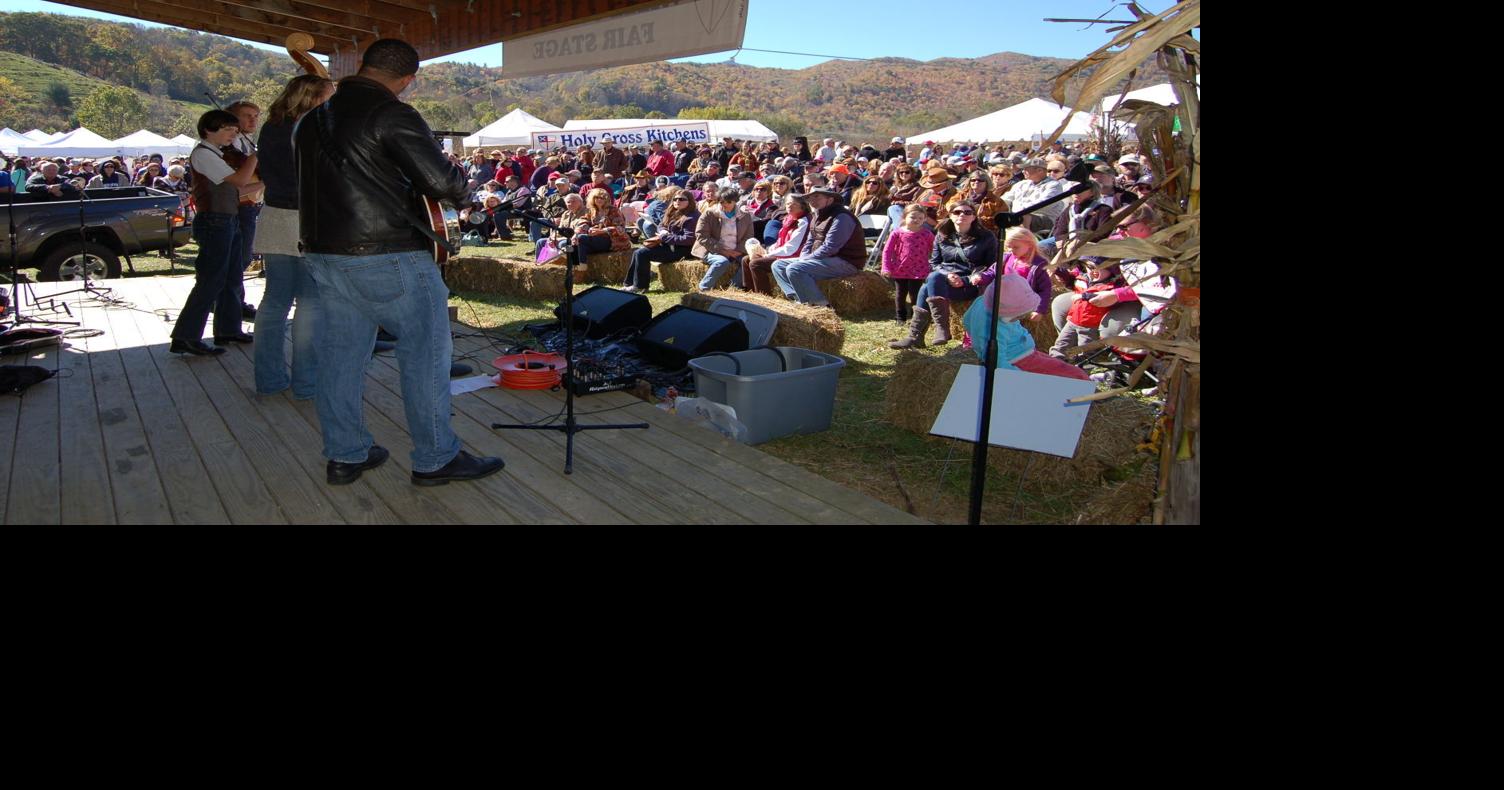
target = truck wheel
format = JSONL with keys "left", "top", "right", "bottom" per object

{"left": 39, "top": 243, "right": 123, "bottom": 282}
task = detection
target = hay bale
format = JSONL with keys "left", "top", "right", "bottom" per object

{"left": 816, "top": 270, "right": 893, "bottom": 316}
{"left": 1073, "top": 460, "right": 1159, "bottom": 525}
{"left": 444, "top": 256, "right": 566, "bottom": 300}
{"left": 584, "top": 248, "right": 633, "bottom": 285}
{"left": 658, "top": 259, "right": 709, "bottom": 292}
{"left": 680, "top": 290, "right": 846, "bottom": 356}
{"left": 883, "top": 348, "right": 1154, "bottom": 484}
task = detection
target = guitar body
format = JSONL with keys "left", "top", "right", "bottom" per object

{"left": 424, "top": 196, "right": 462, "bottom": 266}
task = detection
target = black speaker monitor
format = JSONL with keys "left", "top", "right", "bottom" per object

{"left": 554, "top": 285, "right": 652, "bottom": 339}
{"left": 636, "top": 305, "right": 750, "bottom": 369}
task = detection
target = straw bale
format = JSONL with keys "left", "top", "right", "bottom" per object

{"left": 884, "top": 348, "right": 1154, "bottom": 484}
{"left": 813, "top": 270, "right": 894, "bottom": 316}
{"left": 680, "top": 290, "right": 846, "bottom": 356}
{"left": 584, "top": 248, "right": 633, "bottom": 285}
{"left": 444, "top": 256, "right": 567, "bottom": 300}
{"left": 658, "top": 259, "right": 710, "bottom": 292}
{"left": 1072, "top": 460, "right": 1159, "bottom": 525}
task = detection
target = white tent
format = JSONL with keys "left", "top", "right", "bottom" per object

{"left": 462, "top": 108, "right": 562, "bottom": 149}
{"left": 23, "top": 129, "right": 54, "bottom": 142}
{"left": 561, "top": 118, "right": 779, "bottom": 142}
{"left": 17, "top": 127, "right": 126, "bottom": 158}
{"left": 1, "top": 128, "right": 33, "bottom": 156}
{"left": 912, "top": 98, "right": 1097, "bottom": 144}
{"left": 112, "top": 129, "right": 184, "bottom": 158}
{"left": 170, "top": 134, "right": 198, "bottom": 153}
{"left": 1100, "top": 83, "right": 1190, "bottom": 113}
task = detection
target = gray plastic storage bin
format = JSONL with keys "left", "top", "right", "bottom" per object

{"left": 688, "top": 346, "right": 846, "bottom": 444}
{"left": 705, "top": 298, "right": 779, "bottom": 347}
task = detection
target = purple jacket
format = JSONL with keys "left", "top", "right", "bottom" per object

{"left": 974, "top": 253, "right": 1053, "bottom": 315}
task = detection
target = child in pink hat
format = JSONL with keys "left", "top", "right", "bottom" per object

{"left": 962, "top": 273, "right": 1089, "bottom": 380}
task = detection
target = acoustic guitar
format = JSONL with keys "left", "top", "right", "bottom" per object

{"left": 285, "top": 33, "right": 461, "bottom": 266}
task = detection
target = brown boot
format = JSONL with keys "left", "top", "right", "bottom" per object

{"left": 928, "top": 296, "right": 952, "bottom": 344}
{"left": 888, "top": 307, "right": 931, "bottom": 349}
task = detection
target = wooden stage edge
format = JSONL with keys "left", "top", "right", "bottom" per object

{"left": 1, "top": 275, "right": 927, "bottom": 526}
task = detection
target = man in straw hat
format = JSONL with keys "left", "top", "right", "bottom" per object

{"left": 770, "top": 186, "right": 868, "bottom": 306}
{"left": 1001, "top": 157, "right": 1065, "bottom": 234}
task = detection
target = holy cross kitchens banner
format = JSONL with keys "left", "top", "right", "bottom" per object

{"left": 531, "top": 122, "right": 711, "bottom": 152}
{"left": 502, "top": 0, "right": 748, "bottom": 78}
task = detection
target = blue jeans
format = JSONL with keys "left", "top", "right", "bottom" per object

{"left": 699, "top": 253, "right": 743, "bottom": 290}
{"left": 771, "top": 255, "right": 860, "bottom": 305}
{"left": 304, "top": 250, "right": 461, "bottom": 473}
{"left": 915, "top": 269, "right": 980, "bottom": 306}
{"left": 254, "top": 253, "right": 319, "bottom": 399}
{"left": 234, "top": 202, "right": 260, "bottom": 305}
{"left": 172, "top": 212, "right": 243, "bottom": 341}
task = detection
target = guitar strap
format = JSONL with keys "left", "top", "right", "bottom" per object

{"left": 309, "top": 103, "right": 459, "bottom": 256}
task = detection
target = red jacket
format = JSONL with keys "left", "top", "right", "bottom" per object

{"left": 646, "top": 150, "right": 676, "bottom": 178}
{"left": 512, "top": 155, "right": 536, "bottom": 184}
{"left": 1067, "top": 283, "right": 1118, "bottom": 328}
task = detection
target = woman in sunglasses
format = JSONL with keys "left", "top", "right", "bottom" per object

{"left": 624, "top": 188, "right": 699, "bottom": 293}
{"left": 890, "top": 199, "right": 997, "bottom": 349}
{"left": 850, "top": 175, "right": 891, "bottom": 217}
{"left": 946, "top": 172, "right": 1004, "bottom": 234}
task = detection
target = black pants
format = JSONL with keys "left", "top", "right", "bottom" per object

{"left": 233, "top": 202, "right": 260, "bottom": 306}
{"left": 173, "top": 212, "right": 244, "bottom": 341}
{"left": 626, "top": 244, "right": 691, "bottom": 289}
{"left": 894, "top": 278, "right": 923, "bottom": 319}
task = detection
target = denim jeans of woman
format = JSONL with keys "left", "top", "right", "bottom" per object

{"left": 914, "top": 269, "right": 981, "bottom": 306}
{"left": 171, "top": 212, "right": 243, "bottom": 342}
{"left": 626, "top": 244, "right": 690, "bottom": 290}
{"left": 254, "top": 253, "right": 320, "bottom": 399}
{"left": 699, "top": 253, "right": 743, "bottom": 290}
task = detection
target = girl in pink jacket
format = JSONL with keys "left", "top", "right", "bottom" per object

{"left": 882, "top": 204, "right": 936, "bottom": 323}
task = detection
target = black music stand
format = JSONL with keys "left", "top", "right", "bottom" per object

{"left": 491, "top": 213, "right": 648, "bottom": 474}
{"left": 967, "top": 182, "right": 1092, "bottom": 525}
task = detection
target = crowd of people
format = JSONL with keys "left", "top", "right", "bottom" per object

{"left": 447, "top": 131, "right": 1170, "bottom": 382}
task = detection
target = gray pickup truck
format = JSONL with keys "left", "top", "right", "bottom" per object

{"left": 3, "top": 186, "right": 188, "bottom": 280}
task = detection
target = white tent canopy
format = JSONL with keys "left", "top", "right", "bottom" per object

{"left": 171, "top": 134, "right": 197, "bottom": 150}
{"left": 463, "top": 108, "right": 562, "bottom": 148}
{"left": 912, "top": 98, "right": 1097, "bottom": 145}
{"left": 23, "top": 129, "right": 55, "bottom": 142}
{"left": 1100, "top": 82, "right": 1192, "bottom": 113}
{"left": 562, "top": 118, "right": 779, "bottom": 142}
{"left": 1, "top": 128, "right": 33, "bottom": 156}
{"left": 112, "top": 129, "right": 186, "bottom": 158}
{"left": 16, "top": 127, "right": 126, "bottom": 158}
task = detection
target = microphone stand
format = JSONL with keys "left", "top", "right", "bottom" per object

{"left": 968, "top": 181, "right": 1090, "bottom": 525}
{"left": 46, "top": 184, "right": 114, "bottom": 301}
{"left": 491, "top": 211, "right": 649, "bottom": 475}
{"left": 5, "top": 180, "right": 78, "bottom": 327}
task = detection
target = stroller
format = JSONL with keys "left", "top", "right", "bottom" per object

{"left": 1073, "top": 304, "right": 1170, "bottom": 389}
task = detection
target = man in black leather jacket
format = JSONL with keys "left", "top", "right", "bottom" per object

{"left": 295, "top": 38, "right": 504, "bottom": 487}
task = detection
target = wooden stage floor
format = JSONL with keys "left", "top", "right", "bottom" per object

{"left": 1, "top": 275, "right": 926, "bottom": 525}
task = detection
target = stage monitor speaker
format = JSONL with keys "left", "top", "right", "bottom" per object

{"left": 554, "top": 285, "right": 652, "bottom": 339}
{"left": 636, "top": 305, "right": 750, "bottom": 369}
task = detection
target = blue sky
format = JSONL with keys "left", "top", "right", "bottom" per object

{"left": 7, "top": 0, "right": 1167, "bottom": 68}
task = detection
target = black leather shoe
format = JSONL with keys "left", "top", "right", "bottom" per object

{"left": 326, "top": 445, "right": 389, "bottom": 485}
{"left": 376, "top": 327, "right": 398, "bottom": 342}
{"left": 412, "top": 451, "right": 504, "bottom": 486}
{"left": 372, "top": 340, "right": 396, "bottom": 354}
{"left": 241, "top": 303, "right": 257, "bottom": 320}
{"left": 169, "top": 339, "right": 227, "bottom": 356}
{"left": 215, "top": 332, "right": 254, "bottom": 344}
{"left": 450, "top": 362, "right": 473, "bottom": 377}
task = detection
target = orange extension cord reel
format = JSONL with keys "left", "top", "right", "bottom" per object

{"left": 494, "top": 351, "right": 568, "bottom": 390}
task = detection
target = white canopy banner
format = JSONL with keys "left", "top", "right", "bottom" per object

{"left": 533, "top": 121, "right": 710, "bottom": 151}
{"left": 502, "top": 0, "right": 747, "bottom": 78}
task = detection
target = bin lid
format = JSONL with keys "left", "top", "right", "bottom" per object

{"left": 706, "top": 298, "right": 779, "bottom": 347}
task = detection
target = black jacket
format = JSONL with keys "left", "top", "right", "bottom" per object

{"left": 929, "top": 226, "right": 998, "bottom": 277}
{"left": 295, "top": 75, "right": 468, "bottom": 254}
